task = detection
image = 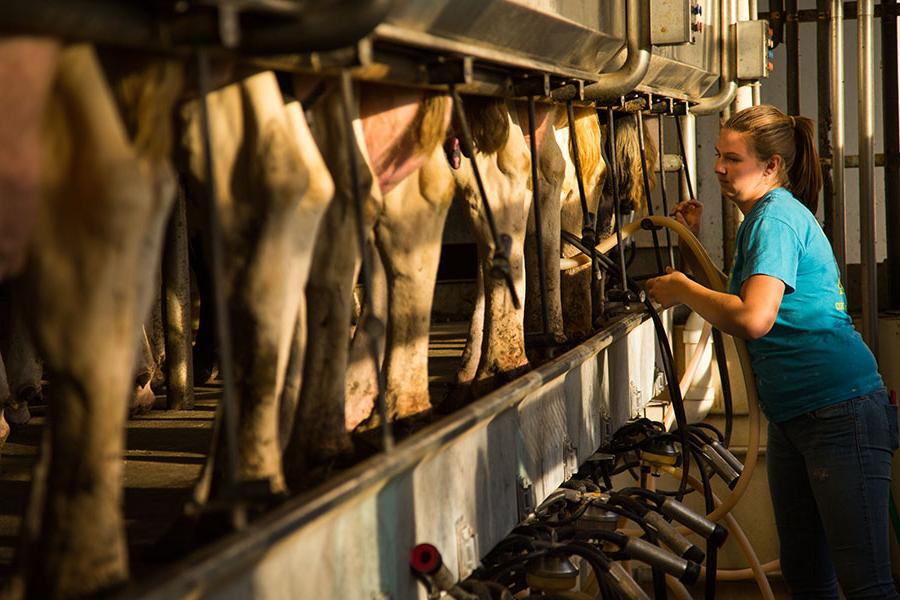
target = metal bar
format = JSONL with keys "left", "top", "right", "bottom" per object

{"left": 339, "top": 70, "right": 393, "bottom": 451}
{"left": 882, "top": 0, "right": 900, "bottom": 310}
{"left": 196, "top": 48, "right": 245, "bottom": 528}
{"left": 770, "top": 0, "right": 786, "bottom": 44}
{"left": 527, "top": 96, "right": 551, "bottom": 340}
{"left": 761, "top": 2, "right": 900, "bottom": 21}
{"left": 832, "top": 0, "right": 848, "bottom": 285}
{"left": 841, "top": 152, "right": 887, "bottom": 167}
{"left": 675, "top": 112, "right": 697, "bottom": 202}
{"left": 607, "top": 108, "right": 630, "bottom": 292}
{"left": 636, "top": 110, "right": 664, "bottom": 274}
{"left": 818, "top": 0, "right": 835, "bottom": 250}
{"left": 657, "top": 117, "right": 675, "bottom": 268}
{"left": 859, "top": 0, "right": 879, "bottom": 353}
{"left": 786, "top": 0, "right": 801, "bottom": 116}
{"left": 750, "top": 0, "right": 762, "bottom": 105}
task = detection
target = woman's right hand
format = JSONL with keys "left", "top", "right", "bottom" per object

{"left": 671, "top": 200, "right": 703, "bottom": 237}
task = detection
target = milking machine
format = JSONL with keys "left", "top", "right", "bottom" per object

{"left": 412, "top": 91, "right": 766, "bottom": 594}
{"left": 410, "top": 415, "right": 744, "bottom": 598}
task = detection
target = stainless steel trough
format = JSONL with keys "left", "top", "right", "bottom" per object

{"left": 125, "top": 310, "right": 668, "bottom": 600}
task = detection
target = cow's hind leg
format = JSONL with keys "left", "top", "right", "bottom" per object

{"left": 284, "top": 85, "right": 380, "bottom": 488}
{"left": 19, "top": 46, "right": 180, "bottom": 598}
{"left": 376, "top": 144, "right": 455, "bottom": 420}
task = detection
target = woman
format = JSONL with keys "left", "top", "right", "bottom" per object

{"left": 646, "top": 105, "right": 899, "bottom": 599}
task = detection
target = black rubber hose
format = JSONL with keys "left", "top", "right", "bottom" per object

{"left": 711, "top": 328, "right": 735, "bottom": 446}
{"left": 635, "top": 110, "right": 664, "bottom": 274}
{"left": 527, "top": 96, "right": 552, "bottom": 341}
{"left": 692, "top": 446, "right": 717, "bottom": 600}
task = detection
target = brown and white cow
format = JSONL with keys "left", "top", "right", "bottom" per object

{"left": 282, "top": 82, "right": 453, "bottom": 486}
{"left": 4, "top": 44, "right": 182, "bottom": 599}
{"left": 452, "top": 97, "right": 534, "bottom": 396}
{"left": 179, "top": 70, "right": 335, "bottom": 497}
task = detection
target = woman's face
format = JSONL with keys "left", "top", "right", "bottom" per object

{"left": 714, "top": 128, "right": 779, "bottom": 206}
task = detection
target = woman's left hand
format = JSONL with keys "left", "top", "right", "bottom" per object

{"left": 645, "top": 267, "right": 690, "bottom": 309}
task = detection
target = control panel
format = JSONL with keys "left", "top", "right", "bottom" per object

{"left": 735, "top": 19, "right": 775, "bottom": 80}
{"left": 651, "top": 0, "right": 704, "bottom": 46}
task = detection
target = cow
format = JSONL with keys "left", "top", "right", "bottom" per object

{"left": 451, "top": 97, "right": 534, "bottom": 397}
{"left": 3, "top": 44, "right": 183, "bottom": 599}
{"left": 179, "top": 70, "right": 335, "bottom": 497}
{"left": 282, "top": 81, "right": 453, "bottom": 486}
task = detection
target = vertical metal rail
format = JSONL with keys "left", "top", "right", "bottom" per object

{"left": 607, "top": 107, "right": 630, "bottom": 292}
{"left": 675, "top": 111, "right": 697, "bottom": 202}
{"left": 817, "top": 0, "right": 834, "bottom": 241}
{"left": 635, "top": 109, "right": 664, "bottom": 274}
{"left": 750, "top": 0, "right": 762, "bottom": 105}
{"left": 196, "top": 48, "right": 245, "bottom": 528}
{"left": 657, "top": 115, "right": 675, "bottom": 268}
{"left": 859, "top": 0, "right": 879, "bottom": 353}
{"left": 882, "top": 0, "right": 900, "bottom": 310}
{"left": 527, "top": 96, "right": 551, "bottom": 341}
{"left": 831, "top": 0, "right": 847, "bottom": 285}
{"left": 786, "top": 0, "right": 800, "bottom": 115}
{"left": 339, "top": 70, "right": 393, "bottom": 451}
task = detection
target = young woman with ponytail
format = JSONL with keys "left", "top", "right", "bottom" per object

{"left": 646, "top": 105, "right": 899, "bottom": 599}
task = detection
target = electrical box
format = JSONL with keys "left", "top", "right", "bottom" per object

{"left": 650, "top": 0, "right": 703, "bottom": 45}
{"left": 735, "top": 19, "right": 774, "bottom": 80}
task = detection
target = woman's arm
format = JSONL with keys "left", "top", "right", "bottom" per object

{"left": 645, "top": 269, "right": 785, "bottom": 340}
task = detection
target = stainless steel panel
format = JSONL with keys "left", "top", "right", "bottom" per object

{"left": 371, "top": 0, "right": 721, "bottom": 100}
{"left": 128, "top": 312, "right": 665, "bottom": 600}
{"left": 642, "top": 0, "right": 720, "bottom": 99}
{"left": 382, "top": 0, "right": 626, "bottom": 73}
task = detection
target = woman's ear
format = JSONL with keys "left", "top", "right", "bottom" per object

{"left": 765, "top": 154, "right": 784, "bottom": 177}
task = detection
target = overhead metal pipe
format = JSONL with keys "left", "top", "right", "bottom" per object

{"left": 553, "top": 0, "right": 651, "bottom": 102}
{"left": 831, "top": 0, "right": 847, "bottom": 284}
{"left": 750, "top": 0, "right": 762, "bottom": 105}
{"left": 858, "top": 0, "right": 879, "bottom": 354}
{"left": 734, "top": 0, "right": 754, "bottom": 110}
{"left": 692, "top": 0, "right": 739, "bottom": 115}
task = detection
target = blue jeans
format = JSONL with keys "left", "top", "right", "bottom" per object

{"left": 767, "top": 388, "right": 900, "bottom": 599}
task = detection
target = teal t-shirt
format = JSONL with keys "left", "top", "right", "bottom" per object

{"left": 727, "top": 187, "right": 883, "bottom": 423}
